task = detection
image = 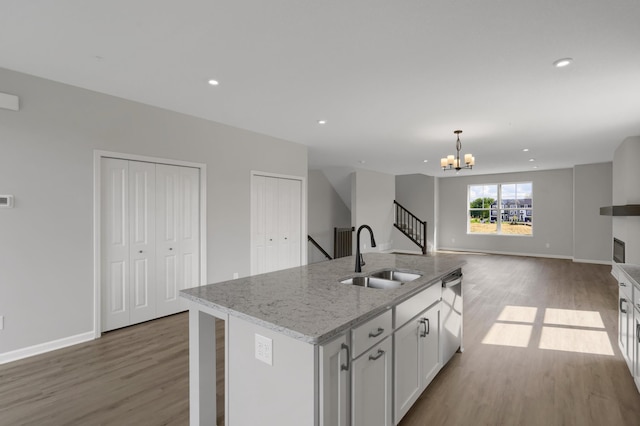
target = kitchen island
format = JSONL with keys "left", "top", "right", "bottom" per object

{"left": 180, "top": 252, "right": 465, "bottom": 426}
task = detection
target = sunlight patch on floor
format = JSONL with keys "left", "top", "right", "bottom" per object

{"left": 543, "top": 308, "right": 605, "bottom": 328}
{"left": 482, "top": 305, "right": 614, "bottom": 356}
{"left": 497, "top": 305, "right": 538, "bottom": 323}
{"left": 482, "top": 323, "right": 533, "bottom": 347}
{"left": 539, "top": 327, "right": 614, "bottom": 355}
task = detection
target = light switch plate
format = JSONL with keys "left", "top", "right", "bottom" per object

{"left": 255, "top": 334, "right": 273, "bottom": 365}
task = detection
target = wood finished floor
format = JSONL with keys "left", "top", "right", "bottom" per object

{"left": 1, "top": 254, "right": 640, "bottom": 425}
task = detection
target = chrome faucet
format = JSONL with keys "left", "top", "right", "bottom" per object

{"left": 355, "top": 225, "right": 377, "bottom": 272}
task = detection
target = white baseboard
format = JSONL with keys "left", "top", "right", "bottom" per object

{"left": 436, "top": 247, "right": 573, "bottom": 260}
{"left": 0, "top": 331, "right": 95, "bottom": 365}
{"left": 572, "top": 258, "right": 612, "bottom": 265}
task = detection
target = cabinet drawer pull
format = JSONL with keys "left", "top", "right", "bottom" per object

{"left": 369, "top": 327, "right": 384, "bottom": 338}
{"left": 340, "top": 343, "right": 350, "bottom": 371}
{"left": 620, "top": 298, "right": 628, "bottom": 314}
{"left": 369, "top": 349, "right": 384, "bottom": 361}
{"left": 637, "top": 323, "right": 640, "bottom": 344}
{"left": 420, "top": 318, "right": 430, "bottom": 337}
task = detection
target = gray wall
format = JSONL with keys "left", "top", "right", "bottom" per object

{"left": 308, "top": 169, "right": 351, "bottom": 263}
{"left": 0, "top": 68, "right": 307, "bottom": 355}
{"left": 393, "top": 174, "right": 436, "bottom": 253}
{"left": 573, "top": 163, "right": 612, "bottom": 262}
{"left": 351, "top": 169, "right": 395, "bottom": 252}
{"left": 613, "top": 136, "right": 640, "bottom": 264}
{"left": 437, "top": 169, "right": 574, "bottom": 257}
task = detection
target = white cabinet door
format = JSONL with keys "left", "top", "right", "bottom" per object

{"left": 394, "top": 303, "right": 441, "bottom": 424}
{"left": 101, "top": 158, "right": 130, "bottom": 331}
{"left": 634, "top": 313, "right": 640, "bottom": 392}
{"left": 156, "top": 164, "right": 200, "bottom": 317}
{"left": 394, "top": 317, "right": 421, "bottom": 424}
{"left": 619, "top": 282, "right": 633, "bottom": 370}
{"left": 352, "top": 337, "right": 392, "bottom": 426}
{"left": 420, "top": 304, "right": 441, "bottom": 387}
{"left": 129, "top": 161, "right": 156, "bottom": 324}
{"left": 319, "top": 334, "right": 350, "bottom": 426}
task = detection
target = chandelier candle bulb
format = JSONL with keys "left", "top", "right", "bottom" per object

{"left": 447, "top": 155, "right": 455, "bottom": 165}
{"left": 441, "top": 158, "right": 448, "bottom": 167}
{"left": 464, "top": 153, "right": 472, "bottom": 164}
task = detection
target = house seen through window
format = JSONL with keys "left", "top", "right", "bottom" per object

{"left": 468, "top": 182, "right": 532, "bottom": 235}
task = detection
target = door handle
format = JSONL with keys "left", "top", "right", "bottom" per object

{"left": 420, "top": 318, "right": 430, "bottom": 337}
{"left": 369, "top": 349, "right": 384, "bottom": 361}
{"left": 369, "top": 327, "right": 384, "bottom": 338}
{"left": 340, "top": 343, "right": 350, "bottom": 371}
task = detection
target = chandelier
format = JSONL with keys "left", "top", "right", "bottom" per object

{"left": 441, "top": 130, "right": 475, "bottom": 171}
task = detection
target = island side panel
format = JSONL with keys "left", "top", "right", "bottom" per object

{"left": 228, "top": 316, "right": 316, "bottom": 425}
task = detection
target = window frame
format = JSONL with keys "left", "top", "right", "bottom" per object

{"left": 467, "top": 182, "right": 533, "bottom": 236}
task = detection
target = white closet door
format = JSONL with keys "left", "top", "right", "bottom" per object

{"left": 179, "top": 166, "right": 200, "bottom": 292}
{"left": 265, "top": 177, "right": 279, "bottom": 273}
{"left": 278, "top": 178, "right": 301, "bottom": 270}
{"left": 156, "top": 164, "right": 200, "bottom": 317}
{"left": 251, "top": 174, "right": 303, "bottom": 275}
{"left": 251, "top": 175, "right": 267, "bottom": 274}
{"left": 101, "top": 158, "right": 130, "bottom": 331}
{"left": 129, "top": 161, "right": 156, "bottom": 324}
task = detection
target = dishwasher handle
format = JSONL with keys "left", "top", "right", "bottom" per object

{"left": 443, "top": 274, "right": 462, "bottom": 288}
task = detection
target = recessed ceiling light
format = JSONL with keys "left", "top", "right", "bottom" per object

{"left": 423, "top": 160, "right": 429, "bottom": 163}
{"left": 359, "top": 160, "right": 366, "bottom": 164}
{"left": 529, "top": 158, "right": 535, "bottom": 162}
{"left": 532, "top": 166, "right": 539, "bottom": 169}
{"left": 208, "top": 79, "right": 219, "bottom": 86}
{"left": 553, "top": 58, "right": 573, "bottom": 68}
{"left": 522, "top": 148, "right": 529, "bottom": 152}
{"left": 318, "top": 120, "right": 327, "bottom": 125}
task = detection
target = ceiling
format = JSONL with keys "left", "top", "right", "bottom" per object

{"left": 2, "top": 0, "right": 639, "bottom": 176}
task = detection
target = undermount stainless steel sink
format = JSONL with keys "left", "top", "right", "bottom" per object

{"left": 368, "top": 270, "right": 422, "bottom": 282}
{"left": 339, "top": 269, "right": 422, "bottom": 290}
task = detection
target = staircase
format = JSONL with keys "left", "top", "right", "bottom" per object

{"left": 393, "top": 200, "right": 427, "bottom": 255}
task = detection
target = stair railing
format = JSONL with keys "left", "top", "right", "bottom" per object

{"left": 393, "top": 200, "right": 427, "bottom": 255}
{"left": 308, "top": 235, "right": 332, "bottom": 260}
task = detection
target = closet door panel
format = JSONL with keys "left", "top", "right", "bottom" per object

{"left": 101, "top": 158, "right": 130, "bottom": 331}
{"left": 179, "top": 166, "right": 200, "bottom": 291}
{"left": 129, "top": 161, "right": 156, "bottom": 324}
{"left": 251, "top": 175, "right": 267, "bottom": 275}
{"left": 264, "top": 177, "right": 279, "bottom": 273}
{"left": 156, "top": 164, "right": 181, "bottom": 316}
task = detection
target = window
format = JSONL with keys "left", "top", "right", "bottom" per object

{"left": 468, "top": 182, "right": 532, "bottom": 235}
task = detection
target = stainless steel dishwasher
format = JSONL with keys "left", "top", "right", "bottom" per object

{"left": 441, "top": 269, "right": 463, "bottom": 363}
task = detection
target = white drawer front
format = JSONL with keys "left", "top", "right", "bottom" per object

{"left": 351, "top": 309, "right": 392, "bottom": 359}
{"left": 395, "top": 282, "right": 441, "bottom": 328}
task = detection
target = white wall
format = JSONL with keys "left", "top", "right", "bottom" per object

{"left": 393, "top": 174, "right": 436, "bottom": 253}
{"left": 351, "top": 169, "right": 395, "bottom": 253}
{"left": 437, "top": 169, "right": 574, "bottom": 258}
{"left": 612, "top": 136, "right": 640, "bottom": 264}
{"left": 573, "top": 163, "right": 612, "bottom": 263}
{"left": 0, "top": 68, "right": 307, "bottom": 357}
{"left": 307, "top": 169, "right": 351, "bottom": 263}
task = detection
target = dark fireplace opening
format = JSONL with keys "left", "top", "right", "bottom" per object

{"left": 614, "top": 238, "right": 625, "bottom": 263}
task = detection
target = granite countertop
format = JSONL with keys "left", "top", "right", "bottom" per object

{"left": 619, "top": 264, "right": 640, "bottom": 286}
{"left": 180, "top": 252, "right": 465, "bottom": 345}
